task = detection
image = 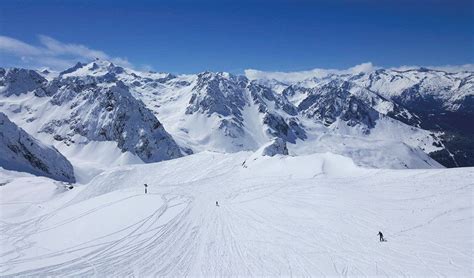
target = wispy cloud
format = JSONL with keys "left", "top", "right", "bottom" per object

{"left": 0, "top": 35, "right": 133, "bottom": 70}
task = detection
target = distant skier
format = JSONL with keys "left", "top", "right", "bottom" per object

{"left": 216, "top": 201, "right": 219, "bottom": 207}
{"left": 378, "top": 231, "right": 385, "bottom": 242}
{"left": 144, "top": 183, "right": 148, "bottom": 194}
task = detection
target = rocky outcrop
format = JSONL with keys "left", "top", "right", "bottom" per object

{"left": 260, "top": 138, "right": 289, "bottom": 157}
{"left": 0, "top": 112, "right": 75, "bottom": 182}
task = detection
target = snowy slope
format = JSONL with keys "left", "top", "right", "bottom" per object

{"left": 0, "top": 112, "right": 75, "bottom": 182}
{"left": 0, "top": 152, "right": 472, "bottom": 276}
{"left": 288, "top": 119, "right": 443, "bottom": 169}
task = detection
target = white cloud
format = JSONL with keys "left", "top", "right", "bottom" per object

{"left": 0, "top": 36, "right": 43, "bottom": 56}
{"left": 347, "top": 62, "right": 377, "bottom": 74}
{"left": 245, "top": 62, "right": 378, "bottom": 83}
{"left": 0, "top": 34, "right": 133, "bottom": 70}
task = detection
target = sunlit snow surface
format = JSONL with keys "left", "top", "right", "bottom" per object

{"left": 0, "top": 151, "right": 472, "bottom": 276}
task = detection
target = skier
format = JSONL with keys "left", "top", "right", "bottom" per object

{"left": 144, "top": 183, "right": 148, "bottom": 194}
{"left": 216, "top": 201, "right": 219, "bottom": 207}
{"left": 378, "top": 231, "right": 385, "bottom": 242}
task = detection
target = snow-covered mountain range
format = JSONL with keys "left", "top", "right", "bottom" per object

{"left": 1, "top": 60, "right": 472, "bottom": 181}
{"left": 257, "top": 67, "right": 474, "bottom": 167}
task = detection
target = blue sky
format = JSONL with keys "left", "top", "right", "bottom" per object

{"left": 0, "top": 0, "right": 472, "bottom": 73}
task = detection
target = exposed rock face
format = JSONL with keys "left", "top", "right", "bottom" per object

{"left": 260, "top": 138, "right": 289, "bottom": 157}
{"left": 340, "top": 97, "right": 379, "bottom": 133}
{"left": 0, "top": 112, "right": 75, "bottom": 182}
{"left": 295, "top": 82, "right": 379, "bottom": 133}
{"left": 41, "top": 77, "right": 183, "bottom": 163}
{"left": 0, "top": 68, "right": 47, "bottom": 97}
{"left": 248, "top": 82, "right": 298, "bottom": 116}
{"left": 186, "top": 72, "right": 248, "bottom": 140}
{"left": 186, "top": 72, "right": 247, "bottom": 117}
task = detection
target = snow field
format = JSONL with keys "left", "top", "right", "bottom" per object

{"left": 0, "top": 152, "right": 472, "bottom": 276}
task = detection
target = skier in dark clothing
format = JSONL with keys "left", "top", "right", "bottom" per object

{"left": 216, "top": 201, "right": 219, "bottom": 207}
{"left": 378, "top": 231, "right": 385, "bottom": 242}
{"left": 144, "top": 184, "right": 148, "bottom": 194}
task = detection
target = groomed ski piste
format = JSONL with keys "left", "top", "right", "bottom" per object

{"left": 0, "top": 151, "right": 473, "bottom": 276}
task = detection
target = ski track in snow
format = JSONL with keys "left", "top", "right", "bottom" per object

{"left": 0, "top": 153, "right": 473, "bottom": 276}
